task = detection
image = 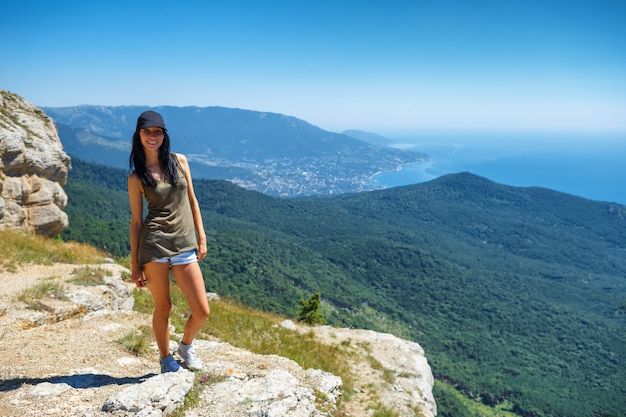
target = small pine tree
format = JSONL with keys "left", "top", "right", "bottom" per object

{"left": 297, "top": 292, "right": 326, "bottom": 325}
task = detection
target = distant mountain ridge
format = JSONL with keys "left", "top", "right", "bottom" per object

{"left": 43, "top": 105, "right": 426, "bottom": 196}
{"left": 342, "top": 129, "right": 394, "bottom": 146}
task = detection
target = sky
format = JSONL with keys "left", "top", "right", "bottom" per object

{"left": 1, "top": 0, "right": 625, "bottom": 136}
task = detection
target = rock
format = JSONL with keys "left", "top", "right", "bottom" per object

{"left": 280, "top": 319, "right": 298, "bottom": 331}
{"left": 194, "top": 368, "right": 326, "bottom": 417}
{"left": 66, "top": 265, "right": 135, "bottom": 313}
{"left": 0, "top": 90, "right": 71, "bottom": 236}
{"left": 305, "top": 368, "right": 342, "bottom": 403}
{"left": 30, "top": 382, "right": 73, "bottom": 397}
{"left": 310, "top": 326, "right": 438, "bottom": 417}
{"left": 206, "top": 292, "right": 220, "bottom": 301}
{"left": 102, "top": 370, "right": 194, "bottom": 416}
{"left": 184, "top": 341, "right": 345, "bottom": 417}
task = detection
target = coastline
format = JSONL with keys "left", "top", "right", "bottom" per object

{"left": 366, "top": 137, "right": 626, "bottom": 205}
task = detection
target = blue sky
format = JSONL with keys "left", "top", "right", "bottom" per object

{"left": 1, "top": 0, "right": 625, "bottom": 136}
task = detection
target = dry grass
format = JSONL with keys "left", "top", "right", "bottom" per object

{"left": 116, "top": 325, "right": 154, "bottom": 355}
{"left": 70, "top": 266, "right": 112, "bottom": 286}
{"left": 15, "top": 278, "right": 67, "bottom": 311}
{"left": 0, "top": 229, "right": 107, "bottom": 271}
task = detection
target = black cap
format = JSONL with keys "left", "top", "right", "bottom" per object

{"left": 136, "top": 110, "right": 167, "bottom": 131}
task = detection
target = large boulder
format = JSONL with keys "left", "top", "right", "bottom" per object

{"left": 0, "top": 90, "right": 71, "bottom": 236}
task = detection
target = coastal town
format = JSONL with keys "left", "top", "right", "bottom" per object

{"left": 227, "top": 152, "right": 427, "bottom": 196}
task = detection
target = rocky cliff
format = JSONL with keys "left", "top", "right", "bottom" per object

{"left": 0, "top": 90, "right": 71, "bottom": 236}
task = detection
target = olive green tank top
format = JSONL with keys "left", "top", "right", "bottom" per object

{"left": 138, "top": 164, "right": 197, "bottom": 265}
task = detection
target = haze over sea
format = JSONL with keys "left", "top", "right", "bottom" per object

{"left": 369, "top": 132, "right": 625, "bottom": 205}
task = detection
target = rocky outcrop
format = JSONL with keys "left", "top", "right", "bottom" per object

{"left": 0, "top": 90, "right": 71, "bottom": 236}
{"left": 307, "top": 325, "right": 437, "bottom": 416}
{"left": 0, "top": 262, "right": 437, "bottom": 417}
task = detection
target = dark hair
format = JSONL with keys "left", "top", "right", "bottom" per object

{"left": 129, "top": 129, "right": 179, "bottom": 187}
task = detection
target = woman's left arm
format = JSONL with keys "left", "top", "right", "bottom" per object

{"left": 177, "top": 153, "right": 207, "bottom": 261}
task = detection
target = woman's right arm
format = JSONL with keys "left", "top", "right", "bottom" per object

{"left": 128, "top": 173, "right": 146, "bottom": 288}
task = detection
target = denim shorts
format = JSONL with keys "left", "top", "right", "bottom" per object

{"left": 154, "top": 250, "right": 198, "bottom": 266}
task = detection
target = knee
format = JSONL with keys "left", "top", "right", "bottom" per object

{"left": 194, "top": 303, "right": 210, "bottom": 322}
{"left": 153, "top": 299, "right": 173, "bottom": 316}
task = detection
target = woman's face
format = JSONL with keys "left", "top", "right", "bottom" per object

{"left": 140, "top": 127, "right": 165, "bottom": 151}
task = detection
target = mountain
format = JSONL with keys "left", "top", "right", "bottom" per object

{"left": 63, "top": 158, "right": 626, "bottom": 417}
{"left": 43, "top": 105, "right": 427, "bottom": 196}
{"left": 343, "top": 129, "right": 395, "bottom": 146}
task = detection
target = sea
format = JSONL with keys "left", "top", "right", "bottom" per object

{"left": 369, "top": 132, "right": 626, "bottom": 205}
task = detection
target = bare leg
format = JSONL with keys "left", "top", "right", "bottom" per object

{"left": 171, "top": 262, "right": 210, "bottom": 344}
{"left": 143, "top": 262, "right": 173, "bottom": 359}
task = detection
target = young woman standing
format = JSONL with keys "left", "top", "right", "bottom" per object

{"left": 128, "top": 110, "right": 210, "bottom": 373}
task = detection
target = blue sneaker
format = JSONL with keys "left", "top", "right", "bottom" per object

{"left": 159, "top": 354, "right": 180, "bottom": 373}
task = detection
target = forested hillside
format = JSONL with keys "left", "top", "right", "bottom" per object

{"left": 62, "top": 158, "right": 626, "bottom": 417}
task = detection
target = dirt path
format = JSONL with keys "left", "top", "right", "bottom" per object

{"left": 0, "top": 263, "right": 159, "bottom": 416}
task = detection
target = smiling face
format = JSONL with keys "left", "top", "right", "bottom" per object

{"left": 140, "top": 127, "right": 165, "bottom": 151}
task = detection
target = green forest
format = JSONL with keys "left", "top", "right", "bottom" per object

{"left": 62, "top": 158, "right": 626, "bottom": 417}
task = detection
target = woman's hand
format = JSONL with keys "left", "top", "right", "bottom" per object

{"left": 132, "top": 266, "right": 147, "bottom": 288}
{"left": 197, "top": 239, "right": 207, "bottom": 261}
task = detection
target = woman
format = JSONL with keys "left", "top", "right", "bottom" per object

{"left": 128, "top": 110, "right": 210, "bottom": 373}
